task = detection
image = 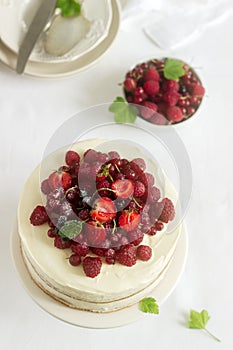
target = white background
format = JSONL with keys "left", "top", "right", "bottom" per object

{"left": 0, "top": 2, "right": 232, "bottom": 349}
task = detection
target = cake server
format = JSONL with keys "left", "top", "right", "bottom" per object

{"left": 16, "top": 0, "right": 57, "bottom": 74}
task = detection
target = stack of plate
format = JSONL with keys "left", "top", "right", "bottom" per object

{"left": 0, "top": 0, "right": 121, "bottom": 77}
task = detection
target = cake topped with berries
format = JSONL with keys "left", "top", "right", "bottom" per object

{"left": 18, "top": 138, "right": 181, "bottom": 312}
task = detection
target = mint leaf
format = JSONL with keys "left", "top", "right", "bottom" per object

{"left": 57, "top": 0, "right": 81, "bottom": 17}
{"left": 188, "top": 309, "right": 221, "bottom": 342}
{"left": 139, "top": 297, "right": 159, "bottom": 314}
{"left": 58, "top": 220, "right": 82, "bottom": 240}
{"left": 109, "top": 97, "right": 138, "bottom": 124}
{"left": 164, "top": 58, "right": 185, "bottom": 81}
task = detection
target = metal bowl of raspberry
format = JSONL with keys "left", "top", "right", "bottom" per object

{"left": 122, "top": 58, "right": 205, "bottom": 125}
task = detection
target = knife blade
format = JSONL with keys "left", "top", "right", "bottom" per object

{"left": 16, "top": 0, "right": 57, "bottom": 74}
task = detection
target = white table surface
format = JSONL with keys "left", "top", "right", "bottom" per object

{"left": 0, "top": 5, "right": 233, "bottom": 350}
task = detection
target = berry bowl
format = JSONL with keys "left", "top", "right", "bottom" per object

{"left": 122, "top": 58, "right": 205, "bottom": 125}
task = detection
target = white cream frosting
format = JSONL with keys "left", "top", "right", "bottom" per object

{"left": 18, "top": 138, "right": 181, "bottom": 312}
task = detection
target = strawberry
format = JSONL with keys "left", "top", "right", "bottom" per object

{"left": 84, "top": 221, "right": 107, "bottom": 246}
{"left": 118, "top": 210, "right": 141, "bottom": 232}
{"left": 91, "top": 197, "right": 116, "bottom": 223}
{"left": 48, "top": 171, "right": 72, "bottom": 191}
{"left": 111, "top": 179, "right": 134, "bottom": 199}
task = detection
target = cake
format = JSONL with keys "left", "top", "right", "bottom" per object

{"left": 18, "top": 138, "right": 181, "bottom": 313}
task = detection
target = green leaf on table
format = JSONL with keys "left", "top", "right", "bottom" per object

{"left": 139, "top": 297, "right": 159, "bottom": 314}
{"left": 188, "top": 309, "right": 221, "bottom": 342}
{"left": 109, "top": 97, "right": 138, "bottom": 124}
{"left": 57, "top": 0, "right": 81, "bottom": 17}
{"left": 163, "top": 58, "right": 185, "bottom": 81}
{"left": 58, "top": 220, "right": 82, "bottom": 240}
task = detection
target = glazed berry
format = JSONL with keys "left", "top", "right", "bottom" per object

{"left": 187, "top": 107, "right": 196, "bottom": 115}
{"left": 48, "top": 171, "right": 72, "bottom": 191}
{"left": 167, "top": 106, "right": 183, "bottom": 122}
{"left": 83, "top": 256, "right": 102, "bottom": 278}
{"left": 97, "top": 179, "right": 112, "bottom": 197}
{"left": 69, "top": 254, "right": 81, "bottom": 266}
{"left": 147, "top": 226, "right": 157, "bottom": 235}
{"left": 134, "top": 181, "right": 146, "bottom": 197}
{"left": 143, "top": 80, "right": 159, "bottom": 95}
{"left": 91, "top": 197, "right": 116, "bottom": 223}
{"left": 47, "top": 228, "right": 56, "bottom": 238}
{"left": 159, "top": 198, "right": 175, "bottom": 223}
{"left": 124, "top": 78, "right": 136, "bottom": 92}
{"left": 111, "top": 179, "right": 134, "bottom": 199}
{"left": 144, "top": 67, "right": 160, "bottom": 82}
{"left": 66, "top": 187, "right": 79, "bottom": 203}
{"left": 128, "top": 229, "right": 144, "bottom": 246}
{"left": 65, "top": 150, "right": 80, "bottom": 166}
{"left": 118, "top": 210, "right": 141, "bottom": 232}
{"left": 105, "top": 257, "right": 115, "bottom": 264}
{"left": 30, "top": 205, "right": 49, "bottom": 226}
{"left": 115, "top": 244, "right": 137, "bottom": 266}
{"left": 145, "top": 173, "right": 155, "bottom": 187}
{"left": 137, "top": 245, "right": 152, "bottom": 261}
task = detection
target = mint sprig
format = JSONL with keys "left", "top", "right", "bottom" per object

{"left": 58, "top": 220, "right": 82, "bottom": 240}
{"left": 57, "top": 0, "right": 81, "bottom": 17}
{"left": 109, "top": 97, "right": 138, "bottom": 124}
{"left": 188, "top": 309, "right": 221, "bottom": 342}
{"left": 164, "top": 58, "right": 185, "bottom": 81}
{"left": 139, "top": 297, "right": 159, "bottom": 315}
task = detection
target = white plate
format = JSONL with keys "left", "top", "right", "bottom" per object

{"left": 0, "top": 0, "right": 120, "bottom": 78}
{"left": 0, "top": 0, "right": 113, "bottom": 63}
{"left": 10, "top": 221, "right": 187, "bottom": 328}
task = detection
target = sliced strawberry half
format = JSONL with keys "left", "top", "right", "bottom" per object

{"left": 118, "top": 210, "right": 141, "bottom": 232}
{"left": 111, "top": 179, "right": 134, "bottom": 199}
{"left": 48, "top": 171, "right": 72, "bottom": 191}
{"left": 84, "top": 221, "right": 107, "bottom": 246}
{"left": 91, "top": 197, "right": 116, "bottom": 223}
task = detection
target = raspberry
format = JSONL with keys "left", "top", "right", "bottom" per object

{"left": 124, "top": 78, "right": 136, "bottom": 92}
{"left": 162, "top": 80, "right": 179, "bottom": 92}
{"left": 143, "top": 80, "right": 160, "bottom": 95}
{"left": 97, "top": 179, "right": 112, "bottom": 197}
{"left": 162, "top": 91, "right": 180, "bottom": 106}
{"left": 137, "top": 245, "right": 152, "bottom": 261}
{"left": 71, "top": 243, "right": 89, "bottom": 256}
{"left": 108, "top": 151, "right": 120, "bottom": 159}
{"left": 134, "top": 181, "right": 146, "bottom": 197}
{"left": 128, "top": 229, "right": 144, "bottom": 246}
{"left": 41, "top": 179, "right": 51, "bottom": 194}
{"left": 54, "top": 236, "right": 71, "bottom": 249}
{"left": 159, "top": 198, "right": 175, "bottom": 223}
{"left": 141, "top": 101, "right": 158, "bottom": 119}
{"left": 148, "top": 186, "right": 161, "bottom": 202}
{"left": 131, "top": 158, "right": 146, "bottom": 171}
{"left": 69, "top": 254, "right": 81, "bottom": 266}
{"left": 145, "top": 173, "right": 154, "bottom": 187}
{"left": 144, "top": 67, "right": 160, "bottom": 82}
{"left": 30, "top": 205, "right": 49, "bottom": 226}
{"left": 167, "top": 106, "right": 183, "bottom": 122}
{"left": 65, "top": 150, "right": 80, "bottom": 166}
{"left": 191, "top": 84, "right": 205, "bottom": 97}
{"left": 115, "top": 244, "right": 137, "bottom": 266}
{"left": 83, "top": 257, "right": 102, "bottom": 278}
